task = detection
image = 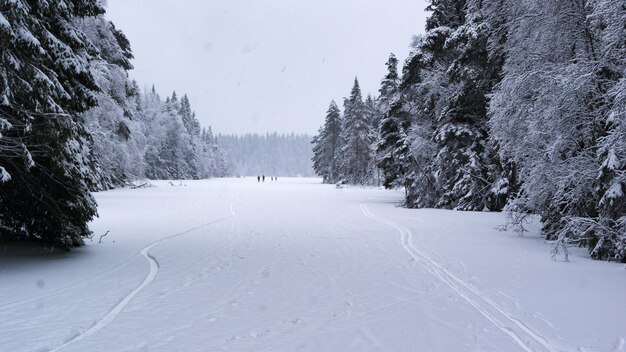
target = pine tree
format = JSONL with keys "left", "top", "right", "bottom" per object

{"left": 425, "top": 0, "right": 466, "bottom": 31}
{"left": 141, "top": 87, "right": 168, "bottom": 180}
{"left": 387, "top": 18, "right": 452, "bottom": 207}
{"left": 378, "top": 53, "right": 399, "bottom": 115}
{"left": 376, "top": 53, "right": 404, "bottom": 189}
{"left": 159, "top": 94, "right": 197, "bottom": 179}
{"left": 432, "top": 0, "right": 506, "bottom": 211}
{"left": 199, "top": 127, "right": 228, "bottom": 177}
{"left": 339, "top": 78, "right": 375, "bottom": 185}
{"left": 78, "top": 15, "right": 147, "bottom": 190}
{"left": 179, "top": 94, "right": 200, "bottom": 136}
{"left": 364, "top": 94, "right": 380, "bottom": 130}
{"left": 0, "top": 0, "right": 104, "bottom": 248}
{"left": 312, "top": 101, "right": 343, "bottom": 183}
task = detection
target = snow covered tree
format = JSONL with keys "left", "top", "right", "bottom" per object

{"left": 198, "top": 127, "right": 227, "bottom": 178}
{"left": 581, "top": 0, "right": 626, "bottom": 262}
{"left": 364, "top": 94, "right": 380, "bottom": 130}
{"left": 375, "top": 0, "right": 513, "bottom": 210}
{"left": 431, "top": 0, "right": 508, "bottom": 211}
{"left": 312, "top": 101, "right": 343, "bottom": 183}
{"left": 78, "top": 15, "right": 147, "bottom": 190}
{"left": 339, "top": 78, "right": 376, "bottom": 185}
{"left": 140, "top": 87, "right": 168, "bottom": 180}
{"left": 139, "top": 89, "right": 225, "bottom": 181}
{"left": 376, "top": 53, "right": 406, "bottom": 189}
{"left": 425, "top": 0, "right": 466, "bottom": 31}
{"left": 150, "top": 92, "right": 196, "bottom": 180}
{"left": 378, "top": 53, "right": 399, "bottom": 115}
{"left": 489, "top": 0, "right": 626, "bottom": 261}
{"left": 387, "top": 5, "right": 462, "bottom": 208}
{"left": 0, "top": 0, "right": 104, "bottom": 247}
{"left": 179, "top": 94, "right": 200, "bottom": 137}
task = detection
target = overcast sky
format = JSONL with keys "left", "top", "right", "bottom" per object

{"left": 105, "top": 0, "right": 428, "bottom": 135}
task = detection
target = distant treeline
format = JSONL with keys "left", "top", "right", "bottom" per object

{"left": 218, "top": 133, "right": 314, "bottom": 177}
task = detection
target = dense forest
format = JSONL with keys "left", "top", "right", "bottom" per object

{"left": 312, "top": 0, "right": 626, "bottom": 262}
{"left": 218, "top": 133, "right": 314, "bottom": 177}
{"left": 0, "top": 1, "right": 227, "bottom": 247}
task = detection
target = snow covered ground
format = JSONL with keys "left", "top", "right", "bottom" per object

{"left": 1, "top": 178, "right": 624, "bottom": 352}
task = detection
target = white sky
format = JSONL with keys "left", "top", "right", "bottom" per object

{"left": 105, "top": 0, "right": 428, "bottom": 134}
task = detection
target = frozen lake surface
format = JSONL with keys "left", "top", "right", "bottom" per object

{"left": 1, "top": 178, "right": 624, "bottom": 352}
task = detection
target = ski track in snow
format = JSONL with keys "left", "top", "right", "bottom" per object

{"left": 360, "top": 203, "right": 571, "bottom": 352}
{"left": 49, "top": 204, "right": 236, "bottom": 352}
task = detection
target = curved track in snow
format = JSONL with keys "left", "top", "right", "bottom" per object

{"left": 360, "top": 203, "right": 570, "bottom": 352}
{"left": 49, "top": 206, "right": 235, "bottom": 352}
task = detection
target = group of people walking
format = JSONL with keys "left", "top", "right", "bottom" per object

{"left": 257, "top": 175, "right": 277, "bottom": 182}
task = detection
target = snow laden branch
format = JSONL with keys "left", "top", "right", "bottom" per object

{"left": 312, "top": 0, "right": 626, "bottom": 262}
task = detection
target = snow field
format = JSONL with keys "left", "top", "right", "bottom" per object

{"left": 0, "top": 178, "right": 624, "bottom": 352}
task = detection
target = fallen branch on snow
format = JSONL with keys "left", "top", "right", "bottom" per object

{"left": 99, "top": 230, "right": 110, "bottom": 244}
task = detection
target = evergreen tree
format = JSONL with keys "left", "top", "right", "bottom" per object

{"left": 388, "top": 22, "right": 451, "bottom": 208}
{"left": 432, "top": 0, "right": 507, "bottom": 211}
{"left": 141, "top": 87, "right": 168, "bottom": 180}
{"left": 339, "top": 78, "right": 376, "bottom": 185}
{"left": 312, "top": 101, "right": 343, "bottom": 183}
{"left": 78, "top": 15, "right": 147, "bottom": 190}
{"left": 378, "top": 53, "right": 399, "bottom": 115}
{"left": 179, "top": 94, "right": 200, "bottom": 136}
{"left": 488, "top": 0, "right": 626, "bottom": 260}
{"left": 376, "top": 53, "right": 405, "bottom": 189}
{"left": 378, "top": 101, "right": 411, "bottom": 190}
{"left": 199, "top": 127, "right": 228, "bottom": 177}
{"left": 0, "top": 0, "right": 104, "bottom": 248}
{"left": 364, "top": 94, "right": 380, "bottom": 130}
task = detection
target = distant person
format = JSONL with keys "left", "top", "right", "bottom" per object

{"left": 262, "top": 175, "right": 265, "bottom": 182}
{"left": 257, "top": 175, "right": 260, "bottom": 183}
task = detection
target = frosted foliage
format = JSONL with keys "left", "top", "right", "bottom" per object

{"left": 314, "top": 0, "right": 626, "bottom": 261}
{"left": 489, "top": 0, "right": 626, "bottom": 260}
{"left": 0, "top": 166, "right": 11, "bottom": 182}
{"left": 0, "top": 0, "right": 103, "bottom": 247}
{"left": 75, "top": 15, "right": 225, "bottom": 186}
{"left": 75, "top": 15, "right": 142, "bottom": 189}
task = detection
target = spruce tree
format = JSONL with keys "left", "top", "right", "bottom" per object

{"left": 0, "top": 0, "right": 104, "bottom": 248}
{"left": 432, "top": 1, "right": 505, "bottom": 211}
{"left": 339, "top": 78, "right": 375, "bottom": 185}
{"left": 79, "top": 15, "right": 147, "bottom": 191}
{"left": 179, "top": 94, "right": 200, "bottom": 136}
{"left": 376, "top": 53, "right": 404, "bottom": 189}
{"left": 312, "top": 101, "right": 342, "bottom": 183}
{"left": 378, "top": 53, "right": 399, "bottom": 114}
